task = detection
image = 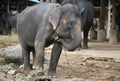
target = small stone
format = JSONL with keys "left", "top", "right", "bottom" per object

{"left": 105, "top": 65, "right": 110, "bottom": 69}
{"left": 6, "top": 74, "right": 14, "bottom": 80}
{"left": 4, "top": 65, "right": 13, "bottom": 70}
{"left": 0, "top": 76, "right": 10, "bottom": 81}
{"left": 29, "top": 76, "right": 51, "bottom": 81}
{"left": 0, "top": 71, "right": 6, "bottom": 77}
{"left": 28, "top": 70, "right": 44, "bottom": 77}
{"left": 7, "top": 70, "right": 16, "bottom": 75}
{"left": 80, "top": 62, "right": 86, "bottom": 66}
{"left": 15, "top": 74, "right": 27, "bottom": 81}
{"left": 0, "top": 68, "right": 9, "bottom": 74}
{"left": 111, "top": 76, "right": 120, "bottom": 81}
{"left": 19, "top": 64, "right": 24, "bottom": 69}
{"left": 0, "top": 57, "right": 5, "bottom": 65}
{"left": 15, "top": 73, "right": 26, "bottom": 79}
{"left": 9, "top": 63, "right": 19, "bottom": 69}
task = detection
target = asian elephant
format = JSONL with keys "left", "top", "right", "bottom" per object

{"left": 17, "top": 2, "right": 83, "bottom": 76}
{"left": 2, "top": 13, "right": 19, "bottom": 34}
{"left": 9, "top": 13, "right": 19, "bottom": 33}
{"left": 61, "top": 0, "right": 94, "bottom": 48}
{"left": 1, "top": 13, "right": 11, "bottom": 35}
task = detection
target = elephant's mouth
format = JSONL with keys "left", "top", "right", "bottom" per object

{"left": 52, "top": 32, "right": 72, "bottom": 44}
{"left": 57, "top": 35, "right": 72, "bottom": 41}
{"left": 57, "top": 36, "right": 72, "bottom": 44}
{"left": 54, "top": 35, "right": 59, "bottom": 40}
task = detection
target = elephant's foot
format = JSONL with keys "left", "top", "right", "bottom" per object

{"left": 82, "top": 45, "right": 88, "bottom": 49}
{"left": 48, "top": 70, "right": 57, "bottom": 78}
{"left": 32, "top": 64, "right": 44, "bottom": 70}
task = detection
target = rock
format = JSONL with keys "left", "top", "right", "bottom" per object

{"left": 15, "top": 73, "right": 26, "bottom": 81}
{"left": 0, "top": 76, "right": 10, "bottom": 81}
{"left": 30, "top": 76, "right": 51, "bottom": 81}
{"left": 15, "top": 79, "right": 25, "bottom": 81}
{"left": 0, "top": 45, "right": 23, "bottom": 64}
{"left": 0, "top": 67, "right": 9, "bottom": 74}
{"left": 0, "top": 71, "right": 6, "bottom": 77}
{"left": 52, "top": 78, "right": 85, "bottom": 81}
{"left": 0, "top": 45, "right": 22, "bottom": 60}
{"left": 28, "top": 70, "right": 44, "bottom": 77}
{"left": 6, "top": 74, "right": 14, "bottom": 81}
{"left": 111, "top": 76, "right": 120, "bottom": 81}
{"left": 9, "top": 63, "right": 19, "bottom": 69}
{"left": 0, "top": 57, "right": 5, "bottom": 65}
{"left": 19, "top": 64, "right": 24, "bottom": 69}
{"left": 7, "top": 70, "right": 17, "bottom": 75}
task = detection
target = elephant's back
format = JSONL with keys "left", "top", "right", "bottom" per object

{"left": 18, "top": 3, "right": 61, "bottom": 27}
{"left": 17, "top": 2, "right": 61, "bottom": 34}
{"left": 17, "top": 3, "right": 61, "bottom": 47}
{"left": 82, "top": 1, "right": 94, "bottom": 28}
{"left": 81, "top": 1, "right": 94, "bottom": 17}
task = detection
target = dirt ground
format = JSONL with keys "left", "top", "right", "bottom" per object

{"left": 0, "top": 35, "right": 120, "bottom": 81}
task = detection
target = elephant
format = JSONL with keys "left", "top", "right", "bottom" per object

{"left": 9, "top": 13, "right": 19, "bottom": 33}
{"left": 61, "top": 0, "right": 94, "bottom": 48}
{"left": 17, "top": 2, "right": 83, "bottom": 76}
{"left": 1, "top": 13, "right": 19, "bottom": 34}
{"left": 1, "top": 13, "right": 9, "bottom": 35}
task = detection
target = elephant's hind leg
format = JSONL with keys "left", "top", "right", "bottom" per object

{"left": 83, "top": 30, "right": 89, "bottom": 49}
{"left": 22, "top": 47, "right": 32, "bottom": 72}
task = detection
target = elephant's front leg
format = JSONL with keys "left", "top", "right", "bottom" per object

{"left": 33, "top": 41, "right": 45, "bottom": 70}
{"left": 48, "top": 42, "right": 62, "bottom": 77}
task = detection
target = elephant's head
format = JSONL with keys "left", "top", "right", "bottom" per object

{"left": 49, "top": 4, "right": 84, "bottom": 51}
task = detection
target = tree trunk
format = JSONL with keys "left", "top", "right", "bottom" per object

{"left": 90, "top": 0, "right": 97, "bottom": 40}
{"left": 97, "top": 0, "right": 106, "bottom": 41}
{"left": 109, "top": 0, "right": 118, "bottom": 44}
{"left": 40, "top": 0, "right": 44, "bottom": 3}
{"left": 107, "top": 0, "right": 111, "bottom": 39}
{"left": 109, "top": 29, "right": 117, "bottom": 44}
{"left": 90, "top": 29, "right": 97, "bottom": 40}
{"left": 90, "top": 18, "right": 97, "bottom": 40}
{"left": 46, "top": 0, "right": 50, "bottom": 2}
{"left": 51, "top": 0, "right": 56, "bottom": 3}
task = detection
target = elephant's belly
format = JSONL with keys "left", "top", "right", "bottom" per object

{"left": 22, "top": 34, "right": 36, "bottom": 47}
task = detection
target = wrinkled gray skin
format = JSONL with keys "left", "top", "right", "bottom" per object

{"left": 1, "top": 13, "right": 12, "bottom": 34}
{"left": 9, "top": 14, "right": 19, "bottom": 28}
{"left": 61, "top": 0, "right": 94, "bottom": 48}
{"left": 17, "top": 3, "right": 82, "bottom": 76}
{"left": 2, "top": 13, "right": 19, "bottom": 34}
{"left": 9, "top": 14, "right": 19, "bottom": 33}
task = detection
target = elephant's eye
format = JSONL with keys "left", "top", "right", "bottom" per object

{"left": 67, "top": 21, "right": 74, "bottom": 29}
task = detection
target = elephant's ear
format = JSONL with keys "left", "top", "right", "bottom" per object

{"left": 79, "top": 6, "right": 86, "bottom": 30}
{"left": 49, "top": 5, "right": 61, "bottom": 30}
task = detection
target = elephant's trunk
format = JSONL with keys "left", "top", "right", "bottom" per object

{"left": 59, "top": 19, "right": 82, "bottom": 51}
